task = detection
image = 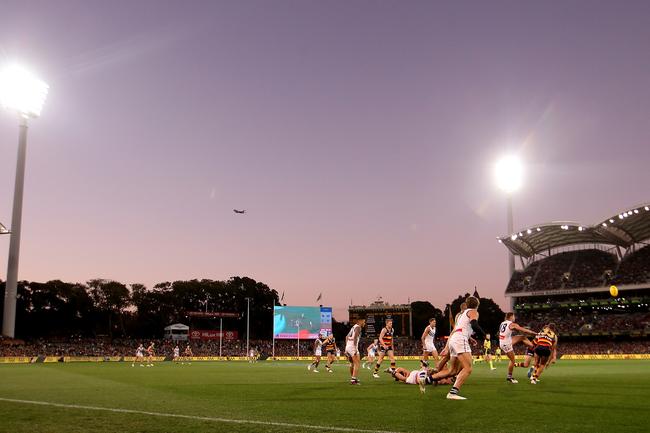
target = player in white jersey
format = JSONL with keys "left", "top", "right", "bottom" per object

{"left": 172, "top": 345, "right": 180, "bottom": 363}
{"left": 308, "top": 333, "right": 326, "bottom": 372}
{"left": 437, "top": 302, "right": 471, "bottom": 372}
{"left": 498, "top": 312, "right": 537, "bottom": 383}
{"left": 132, "top": 344, "right": 145, "bottom": 367}
{"left": 345, "top": 318, "right": 366, "bottom": 385}
{"left": 420, "top": 318, "right": 439, "bottom": 367}
{"left": 363, "top": 339, "right": 378, "bottom": 369}
{"left": 429, "top": 296, "right": 486, "bottom": 400}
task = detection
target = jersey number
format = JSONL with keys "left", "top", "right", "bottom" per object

{"left": 500, "top": 323, "right": 507, "bottom": 333}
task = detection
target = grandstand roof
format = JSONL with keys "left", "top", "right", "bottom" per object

{"left": 498, "top": 203, "right": 650, "bottom": 258}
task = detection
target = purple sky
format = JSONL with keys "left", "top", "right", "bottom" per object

{"left": 1, "top": 1, "right": 649, "bottom": 320}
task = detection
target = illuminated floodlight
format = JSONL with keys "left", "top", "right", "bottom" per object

{"left": 511, "top": 234, "right": 517, "bottom": 240}
{"left": 645, "top": 206, "right": 649, "bottom": 211}
{"left": 494, "top": 155, "right": 523, "bottom": 194}
{"left": 609, "top": 219, "right": 615, "bottom": 223}
{"left": 0, "top": 64, "right": 49, "bottom": 118}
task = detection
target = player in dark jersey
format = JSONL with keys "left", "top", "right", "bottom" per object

{"left": 373, "top": 318, "right": 396, "bottom": 378}
{"left": 323, "top": 335, "right": 338, "bottom": 373}
{"left": 531, "top": 324, "right": 558, "bottom": 384}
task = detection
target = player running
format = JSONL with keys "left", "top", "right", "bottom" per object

{"left": 531, "top": 324, "right": 558, "bottom": 384}
{"left": 345, "top": 318, "right": 366, "bottom": 385}
{"left": 146, "top": 342, "right": 155, "bottom": 367}
{"left": 132, "top": 343, "right": 145, "bottom": 367}
{"left": 182, "top": 343, "right": 193, "bottom": 365}
{"left": 308, "top": 333, "right": 326, "bottom": 373}
{"left": 172, "top": 344, "right": 180, "bottom": 363}
{"left": 420, "top": 318, "right": 439, "bottom": 368}
{"left": 373, "top": 318, "right": 396, "bottom": 378}
{"left": 498, "top": 312, "right": 537, "bottom": 383}
{"left": 436, "top": 302, "right": 468, "bottom": 372}
{"left": 322, "top": 335, "right": 338, "bottom": 372}
{"left": 363, "top": 339, "right": 378, "bottom": 369}
{"left": 428, "top": 296, "right": 486, "bottom": 400}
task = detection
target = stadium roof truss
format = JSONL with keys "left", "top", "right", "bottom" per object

{"left": 498, "top": 203, "right": 650, "bottom": 259}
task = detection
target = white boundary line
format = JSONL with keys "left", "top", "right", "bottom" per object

{"left": 0, "top": 397, "right": 403, "bottom": 433}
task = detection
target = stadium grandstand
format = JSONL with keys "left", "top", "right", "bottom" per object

{"left": 498, "top": 203, "right": 650, "bottom": 342}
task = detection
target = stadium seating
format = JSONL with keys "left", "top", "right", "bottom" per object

{"left": 505, "top": 247, "right": 649, "bottom": 293}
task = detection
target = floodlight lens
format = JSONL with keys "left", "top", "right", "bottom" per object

{"left": 0, "top": 64, "right": 49, "bottom": 117}
{"left": 494, "top": 155, "right": 523, "bottom": 194}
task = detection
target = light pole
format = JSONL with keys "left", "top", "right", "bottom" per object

{"left": 245, "top": 297, "right": 252, "bottom": 357}
{"left": 0, "top": 64, "right": 48, "bottom": 338}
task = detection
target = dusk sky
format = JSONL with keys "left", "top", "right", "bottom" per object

{"left": 1, "top": 1, "right": 649, "bottom": 320}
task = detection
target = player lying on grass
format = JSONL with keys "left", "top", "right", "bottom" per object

{"left": 531, "top": 324, "right": 558, "bottom": 384}
{"left": 498, "top": 312, "right": 537, "bottom": 383}
{"left": 428, "top": 296, "right": 486, "bottom": 400}
{"left": 345, "top": 318, "right": 366, "bottom": 385}
{"left": 389, "top": 367, "right": 455, "bottom": 387}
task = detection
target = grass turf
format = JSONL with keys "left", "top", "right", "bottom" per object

{"left": 0, "top": 360, "right": 648, "bottom": 433}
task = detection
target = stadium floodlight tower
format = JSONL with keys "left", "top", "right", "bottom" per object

{"left": 494, "top": 155, "right": 523, "bottom": 307}
{"left": 0, "top": 64, "right": 49, "bottom": 338}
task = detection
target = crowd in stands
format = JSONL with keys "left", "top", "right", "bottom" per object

{"left": 515, "top": 311, "right": 650, "bottom": 335}
{"left": 2, "top": 335, "right": 650, "bottom": 357}
{"left": 613, "top": 245, "right": 650, "bottom": 285}
{"left": 507, "top": 247, "right": 648, "bottom": 293}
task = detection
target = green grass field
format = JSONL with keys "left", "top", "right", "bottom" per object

{"left": 0, "top": 360, "right": 648, "bottom": 433}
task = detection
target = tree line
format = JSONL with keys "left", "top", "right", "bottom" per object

{"left": 0, "top": 278, "right": 504, "bottom": 340}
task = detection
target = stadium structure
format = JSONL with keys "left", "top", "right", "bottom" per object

{"left": 348, "top": 298, "right": 413, "bottom": 337}
{"left": 499, "top": 203, "right": 650, "bottom": 341}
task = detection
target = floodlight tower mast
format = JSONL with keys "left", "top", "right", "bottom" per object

{"left": 0, "top": 64, "right": 48, "bottom": 338}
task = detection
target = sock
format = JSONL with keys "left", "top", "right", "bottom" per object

{"left": 374, "top": 363, "right": 380, "bottom": 373}
{"left": 489, "top": 360, "right": 494, "bottom": 369}
{"left": 449, "top": 386, "right": 459, "bottom": 395}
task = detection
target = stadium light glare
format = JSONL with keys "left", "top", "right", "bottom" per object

{"left": 0, "top": 64, "right": 49, "bottom": 118}
{"left": 645, "top": 206, "right": 649, "bottom": 211}
{"left": 494, "top": 155, "right": 524, "bottom": 194}
{"left": 511, "top": 234, "right": 517, "bottom": 240}
{"left": 634, "top": 209, "right": 639, "bottom": 214}
{"left": 609, "top": 219, "right": 615, "bottom": 223}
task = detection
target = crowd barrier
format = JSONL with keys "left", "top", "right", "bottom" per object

{"left": 1, "top": 354, "right": 649, "bottom": 363}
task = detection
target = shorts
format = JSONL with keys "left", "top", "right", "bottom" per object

{"left": 378, "top": 346, "right": 394, "bottom": 354}
{"left": 314, "top": 349, "right": 322, "bottom": 356}
{"left": 448, "top": 335, "right": 471, "bottom": 357}
{"left": 499, "top": 342, "right": 513, "bottom": 354}
{"left": 367, "top": 350, "right": 376, "bottom": 357}
{"left": 326, "top": 349, "right": 336, "bottom": 356}
{"left": 526, "top": 346, "right": 535, "bottom": 357}
{"left": 424, "top": 341, "right": 437, "bottom": 353}
{"left": 534, "top": 346, "right": 551, "bottom": 358}
{"left": 345, "top": 346, "right": 358, "bottom": 357}
{"left": 406, "top": 370, "right": 419, "bottom": 385}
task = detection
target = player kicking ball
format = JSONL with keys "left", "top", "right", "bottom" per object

{"left": 498, "top": 312, "right": 537, "bottom": 383}
{"left": 345, "top": 318, "right": 365, "bottom": 385}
